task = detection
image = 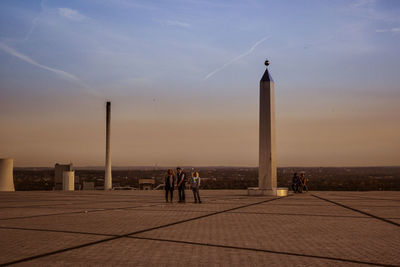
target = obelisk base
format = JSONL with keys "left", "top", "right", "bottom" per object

{"left": 247, "top": 187, "right": 277, "bottom": 196}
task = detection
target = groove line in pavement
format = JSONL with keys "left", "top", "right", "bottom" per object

{"left": 0, "top": 226, "right": 115, "bottom": 237}
{"left": 128, "top": 236, "right": 399, "bottom": 267}
{"left": 0, "top": 196, "right": 282, "bottom": 266}
{"left": 0, "top": 195, "right": 249, "bottom": 209}
{"left": 0, "top": 195, "right": 269, "bottom": 221}
{"left": 0, "top": 203, "right": 161, "bottom": 221}
{"left": 123, "top": 208, "right": 370, "bottom": 219}
{"left": 0, "top": 209, "right": 370, "bottom": 240}
{"left": 311, "top": 194, "right": 399, "bottom": 227}
{"left": 326, "top": 194, "right": 400, "bottom": 202}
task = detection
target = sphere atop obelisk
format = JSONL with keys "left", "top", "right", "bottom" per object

{"left": 261, "top": 59, "right": 273, "bottom": 82}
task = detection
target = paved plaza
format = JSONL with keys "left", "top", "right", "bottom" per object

{"left": 0, "top": 190, "right": 399, "bottom": 266}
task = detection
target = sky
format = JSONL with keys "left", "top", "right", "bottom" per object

{"left": 0, "top": 0, "right": 399, "bottom": 167}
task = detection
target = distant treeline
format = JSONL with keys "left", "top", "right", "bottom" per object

{"left": 13, "top": 166, "right": 400, "bottom": 191}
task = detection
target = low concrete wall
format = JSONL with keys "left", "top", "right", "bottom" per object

{"left": 248, "top": 187, "right": 276, "bottom": 196}
{"left": 0, "top": 158, "right": 15, "bottom": 192}
{"left": 276, "top": 187, "right": 288, "bottom": 197}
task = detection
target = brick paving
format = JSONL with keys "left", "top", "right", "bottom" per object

{"left": 0, "top": 190, "right": 399, "bottom": 266}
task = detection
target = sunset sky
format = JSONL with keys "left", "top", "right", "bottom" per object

{"left": 1, "top": 0, "right": 399, "bottom": 167}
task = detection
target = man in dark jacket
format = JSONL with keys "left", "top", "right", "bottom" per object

{"left": 291, "top": 172, "right": 299, "bottom": 193}
{"left": 164, "top": 169, "right": 175, "bottom": 203}
{"left": 176, "top": 167, "right": 187, "bottom": 203}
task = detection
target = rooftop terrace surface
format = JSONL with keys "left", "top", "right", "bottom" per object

{"left": 0, "top": 190, "right": 399, "bottom": 266}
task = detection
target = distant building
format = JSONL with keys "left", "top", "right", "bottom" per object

{"left": 139, "top": 179, "right": 155, "bottom": 190}
{"left": 82, "top": 181, "right": 95, "bottom": 190}
{"left": 54, "top": 163, "right": 74, "bottom": 190}
{"left": 95, "top": 178, "right": 104, "bottom": 190}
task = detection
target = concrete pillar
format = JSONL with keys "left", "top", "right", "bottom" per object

{"left": 0, "top": 158, "right": 15, "bottom": 192}
{"left": 258, "top": 59, "right": 277, "bottom": 193}
{"left": 104, "top": 101, "right": 112, "bottom": 190}
{"left": 63, "top": 171, "right": 75, "bottom": 191}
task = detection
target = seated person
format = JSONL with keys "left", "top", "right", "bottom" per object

{"left": 299, "top": 173, "right": 308, "bottom": 192}
{"left": 291, "top": 173, "right": 299, "bottom": 193}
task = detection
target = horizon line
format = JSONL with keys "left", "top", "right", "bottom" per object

{"left": 13, "top": 165, "right": 400, "bottom": 169}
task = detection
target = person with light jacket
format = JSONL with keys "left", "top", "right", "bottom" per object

{"left": 190, "top": 171, "right": 201, "bottom": 203}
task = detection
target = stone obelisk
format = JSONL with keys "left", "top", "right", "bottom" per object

{"left": 249, "top": 60, "right": 277, "bottom": 196}
{"left": 104, "top": 101, "right": 112, "bottom": 190}
{"left": 258, "top": 59, "right": 277, "bottom": 194}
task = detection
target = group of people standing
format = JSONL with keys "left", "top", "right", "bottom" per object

{"left": 291, "top": 172, "right": 308, "bottom": 193}
{"left": 164, "top": 167, "right": 201, "bottom": 203}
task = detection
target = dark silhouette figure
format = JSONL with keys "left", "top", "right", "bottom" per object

{"left": 164, "top": 169, "right": 175, "bottom": 202}
{"left": 291, "top": 172, "right": 299, "bottom": 193}
{"left": 176, "top": 167, "right": 187, "bottom": 203}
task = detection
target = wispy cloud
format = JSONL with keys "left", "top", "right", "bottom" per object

{"left": 58, "top": 8, "right": 88, "bottom": 21}
{"left": 109, "top": 0, "right": 156, "bottom": 10}
{"left": 17, "top": 0, "right": 45, "bottom": 42}
{"left": 166, "top": 20, "right": 191, "bottom": 28}
{"left": 351, "top": 0, "right": 376, "bottom": 8}
{"left": 349, "top": 0, "right": 399, "bottom": 23}
{"left": 24, "top": 16, "right": 40, "bottom": 42}
{"left": 376, "top": 27, "right": 400, "bottom": 33}
{"left": 0, "top": 42, "right": 85, "bottom": 86}
{"left": 204, "top": 36, "right": 268, "bottom": 80}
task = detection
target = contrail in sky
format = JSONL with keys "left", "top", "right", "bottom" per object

{"left": 24, "top": 0, "right": 45, "bottom": 42}
{"left": 24, "top": 16, "right": 40, "bottom": 42}
{"left": 0, "top": 42, "right": 82, "bottom": 83}
{"left": 204, "top": 36, "right": 268, "bottom": 80}
{"left": 0, "top": 42, "right": 101, "bottom": 96}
